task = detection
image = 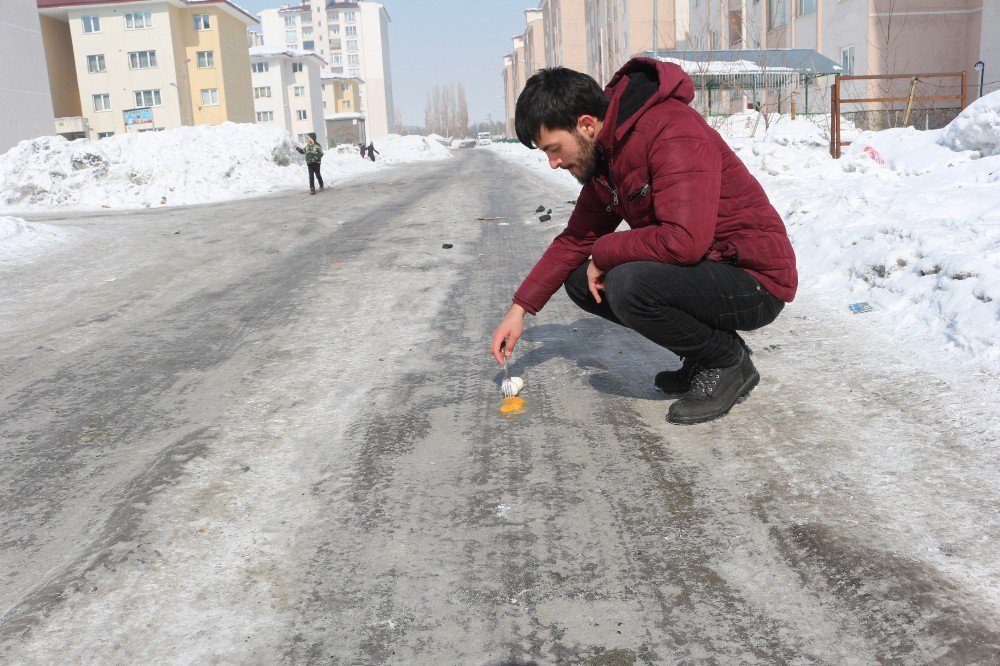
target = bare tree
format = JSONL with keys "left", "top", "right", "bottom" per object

{"left": 423, "top": 83, "right": 470, "bottom": 138}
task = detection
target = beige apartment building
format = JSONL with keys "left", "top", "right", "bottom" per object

{"left": 321, "top": 73, "right": 365, "bottom": 145}
{"left": 36, "top": 0, "right": 256, "bottom": 139}
{"left": 503, "top": 0, "right": 684, "bottom": 135}
{"left": 682, "top": 0, "right": 996, "bottom": 117}
{"left": 586, "top": 0, "right": 678, "bottom": 85}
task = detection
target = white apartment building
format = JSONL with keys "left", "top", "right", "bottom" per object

{"left": 1, "top": 0, "right": 56, "bottom": 153}
{"left": 250, "top": 46, "right": 327, "bottom": 146}
{"left": 259, "top": 0, "right": 394, "bottom": 139}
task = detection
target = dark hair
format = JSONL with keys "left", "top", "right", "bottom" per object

{"left": 514, "top": 67, "right": 608, "bottom": 149}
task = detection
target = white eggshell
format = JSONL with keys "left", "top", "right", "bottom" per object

{"left": 509, "top": 376, "right": 524, "bottom": 396}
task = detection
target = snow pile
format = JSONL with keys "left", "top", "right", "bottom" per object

{"left": 371, "top": 134, "right": 452, "bottom": 163}
{"left": 483, "top": 142, "right": 581, "bottom": 191}
{"left": 761, "top": 116, "right": 828, "bottom": 148}
{"left": 938, "top": 89, "right": 1000, "bottom": 157}
{"left": 0, "top": 123, "right": 450, "bottom": 213}
{"left": 722, "top": 115, "right": 1000, "bottom": 370}
{"left": 0, "top": 216, "right": 71, "bottom": 264}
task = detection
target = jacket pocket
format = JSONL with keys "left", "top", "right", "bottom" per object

{"left": 627, "top": 182, "right": 650, "bottom": 204}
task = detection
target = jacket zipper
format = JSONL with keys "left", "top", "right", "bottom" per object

{"left": 598, "top": 174, "right": 619, "bottom": 212}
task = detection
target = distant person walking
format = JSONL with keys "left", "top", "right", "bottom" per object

{"left": 367, "top": 141, "right": 379, "bottom": 162}
{"left": 295, "top": 133, "right": 324, "bottom": 195}
{"left": 359, "top": 142, "right": 367, "bottom": 158}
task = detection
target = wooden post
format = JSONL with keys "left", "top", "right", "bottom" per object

{"left": 902, "top": 77, "right": 918, "bottom": 127}
{"left": 831, "top": 75, "right": 839, "bottom": 158}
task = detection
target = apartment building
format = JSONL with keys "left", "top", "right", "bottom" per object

{"left": 1, "top": 0, "right": 56, "bottom": 153}
{"left": 36, "top": 0, "right": 257, "bottom": 139}
{"left": 586, "top": 0, "right": 678, "bottom": 85}
{"left": 321, "top": 73, "right": 364, "bottom": 145}
{"left": 502, "top": 54, "right": 516, "bottom": 136}
{"left": 523, "top": 9, "right": 546, "bottom": 79}
{"left": 250, "top": 46, "right": 326, "bottom": 146}
{"left": 539, "top": 0, "right": 588, "bottom": 73}
{"left": 684, "top": 1, "right": 995, "bottom": 108}
{"left": 259, "top": 0, "right": 394, "bottom": 139}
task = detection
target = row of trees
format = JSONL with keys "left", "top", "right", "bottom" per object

{"left": 424, "top": 83, "right": 469, "bottom": 138}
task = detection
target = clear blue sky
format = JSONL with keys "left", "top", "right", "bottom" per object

{"left": 238, "top": 0, "right": 528, "bottom": 128}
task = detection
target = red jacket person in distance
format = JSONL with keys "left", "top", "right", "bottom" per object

{"left": 489, "top": 57, "right": 797, "bottom": 425}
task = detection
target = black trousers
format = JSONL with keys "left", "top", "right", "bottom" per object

{"left": 307, "top": 163, "right": 323, "bottom": 188}
{"left": 564, "top": 260, "right": 785, "bottom": 368}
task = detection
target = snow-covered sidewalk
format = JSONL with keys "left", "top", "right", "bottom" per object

{"left": 486, "top": 92, "right": 1000, "bottom": 376}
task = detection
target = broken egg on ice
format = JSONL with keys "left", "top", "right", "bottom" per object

{"left": 505, "top": 376, "right": 524, "bottom": 396}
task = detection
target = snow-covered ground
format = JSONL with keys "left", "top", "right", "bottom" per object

{"left": 0, "top": 216, "right": 72, "bottom": 266}
{"left": 487, "top": 91, "right": 1000, "bottom": 375}
{"left": 0, "top": 123, "right": 450, "bottom": 214}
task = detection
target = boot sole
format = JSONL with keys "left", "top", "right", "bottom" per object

{"left": 667, "top": 372, "right": 760, "bottom": 425}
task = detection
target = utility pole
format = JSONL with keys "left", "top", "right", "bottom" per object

{"left": 652, "top": 0, "right": 658, "bottom": 55}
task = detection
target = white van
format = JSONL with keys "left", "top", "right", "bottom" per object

{"left": 476, "top": 132, "right": 492, "bottom": 146}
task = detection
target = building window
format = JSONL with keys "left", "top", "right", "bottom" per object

{"left": 87, "top": 54, "right": 106, "bottom": 73}
{"left": 346, "top": 39, "right": 357, "bottom": 51}
{"left": 284, "top": 15, "right": 296, "bottom": 26}
{"left": 97, "top": 131, "right": 115, "bottom": 138}
{"left": 341, "top": 82, "right": 350, "bottom": 92}
{"left": 200, "top": 88, "right": 219, "bottom": 105}
{"left": 297, "top": 133, "right": 308, "bottom": 143}
{"left": 302, "top": 26, "right": 313, "bottom": 36}
{"left": 253, "top": 86, "right": 272, "bottom": 98}
{"left": 193, "top": 14, "right": 210, "bottom": 31}
{"left": 348, "top": 67, "right": 359, "bottom": 77}
{"left": 341, "top": 99, "right": 349, "bottom": 110}
{"left": 252, "top": 61, "right": 269, "bottom": 73}
{"left": 296, "top": 109, "right": 307, "bottom": 120}
{"left": 285, "top": 29, "right": 297, "bottom": 42}
{"left": 840, "top": 46, "right": 855, "bottom": 75}
{"left": 82, "top": 15, "right": 100, "bottom": 33}
{"left": 124, "top": 11, "right": 152, "bottom": 29}
{"left": 128, "top": 50, "right": 157, "bottom": 69}
{"left": 133, "top": 89, "right": 162, "bottom": 107}
{"left": 344, "top": 11, "right": 356, "bottom": 22}
{"left": 196, "top": 51, "right": 214, "bottom": 68}
{"left": 92, "top": 93, "right": 111, "bottom": 111}
{"left": 292, "top": 62, "right": 303, "bottom": 73}
{"left": 347, "top": 53, "right": 359, "bottom": 65}
{"left": 329, "top": 24, "right": 339, "bottom": 35}
{"left": 768, "top": 0, "right": 788, "bottom": 29}
{"left": 293, "top": 85, "right": 305, "bottom": 96}
{"left": 345, "top": 25, "right": 357, "bottom": 36}
{"left": 333, "top": 53, "right": 342, "bottom": 64}
{"left": 797, "top": 0, "right": 817, "bottom": 14}
{"left": 302, "top": 40, "right": 315, "bottom": 50}
{"left": 256, "top": 111, "right": 274, "bottom": 122}
{"left": 710, "top": 30, "right": 720, "bottom": 50}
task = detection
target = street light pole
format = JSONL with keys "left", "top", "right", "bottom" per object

{"left": 974, "top": 60, "right": 985, "bottom": 99}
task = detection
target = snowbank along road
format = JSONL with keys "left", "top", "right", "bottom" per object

{"left": 0, "top": 150, "right": 998, "bottom": 663}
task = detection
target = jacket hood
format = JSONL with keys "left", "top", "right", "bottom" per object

{"left": 597, "top": 57, "right": 695, "bottom": 153}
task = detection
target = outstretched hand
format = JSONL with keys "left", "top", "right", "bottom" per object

{"left": 490, "top": 304, "right": 526, "bottom": 365}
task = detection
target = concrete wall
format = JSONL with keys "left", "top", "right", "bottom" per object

{"left": 0, "top": 0, "right": 57, "bottom": 151}
{"left": 980, "top": 0, "right": 1000, "bottom": 97}
{"left": 38, "top": 15, "right": 80, "bottom": 119}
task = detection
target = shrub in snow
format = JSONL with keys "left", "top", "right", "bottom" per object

{"left": 938, "top": 89, "right": 1000, "bottom": 157}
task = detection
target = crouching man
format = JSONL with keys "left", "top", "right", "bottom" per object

{"left": 489, "top": 58, "right": 797, "bottom": 425}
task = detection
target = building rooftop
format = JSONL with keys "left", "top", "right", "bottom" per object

{"left": 325, "top": 112, "right": 365, "bottom": 121}
{"left": 321, "top": 72, "right": 365, "bottom": 83}
{"left": 249, "top": 46, "right": 327, "bottom": 65}
{"left": 646, "top": 49, "right": 843, "bottom": 76}
{"left": 36, "top": 0, "right": 258, "bottom": 24}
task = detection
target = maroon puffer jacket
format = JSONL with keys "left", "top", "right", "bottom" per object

{"left": 512, "top": 57, "right": 797, "bottom": 315}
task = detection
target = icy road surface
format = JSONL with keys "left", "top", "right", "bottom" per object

{"left": 0, "top": 150, "right": 997, "bottom": 663}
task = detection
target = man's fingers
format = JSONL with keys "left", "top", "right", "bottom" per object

{"left": 589, "top": 281, "right": 602, "bottom": 304}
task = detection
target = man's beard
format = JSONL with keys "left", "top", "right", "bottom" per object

{"left": 568, "top": 129, "right": 598, "bottom": 184}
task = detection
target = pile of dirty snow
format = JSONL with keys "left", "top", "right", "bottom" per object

{"left": 0, "top": 124, "right": 450, "bottom": 213}
{"left": 938, "top": 89, "right": 1000, "bottom": 156}
{"left": 723, "top": 109, "right": 1000, "bottom": 371}
{"left": 0, "top": 216, "right": 71, "bottom": 265}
